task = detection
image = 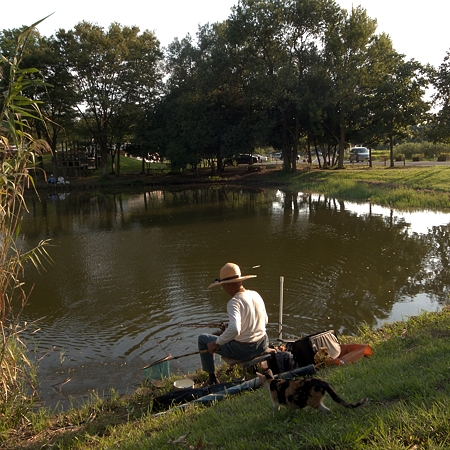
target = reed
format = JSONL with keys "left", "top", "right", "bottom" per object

{"left": 0, "top": 19, "right": 51, "bottom": 429}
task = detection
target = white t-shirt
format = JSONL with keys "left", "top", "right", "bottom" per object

{"left": 215, "top": 290, "right": 268, "bottom": 346}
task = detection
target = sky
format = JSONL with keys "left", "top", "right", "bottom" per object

{"left": 2, "top": 0, "right": 449, "bottom": 68}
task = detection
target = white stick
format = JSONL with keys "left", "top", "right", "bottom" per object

{"left": 279, "top": 276, "right": 284, "bottom": 339}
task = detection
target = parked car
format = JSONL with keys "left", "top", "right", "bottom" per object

{"left": 349, "top": 147, "right": 370, "bottom": 162}
{"left": 226, "top": 154, "right": 258, "bottom": 165}
{"left": 254, "top": 154, "right": 268, "bottom": 162}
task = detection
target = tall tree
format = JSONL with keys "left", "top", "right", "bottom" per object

{"left": 57, "top": 22, "right": 163, "bottom": 174}
{"left": 25, "top": 34, "right": 79, "bottom": 176}
{"left": 163, "top": 35, "right": 210, "bottom": 172}
{"left": 228, "top": 0, "right": 341, "bottom": 171}
{"left": 430, "top": 51, "right": 450, "bottom": 144}
{"left": 323, "top": 6, "right": 381, "bottom": 168}
{"left": 368, "top": 56, "right": 430, "bottom": 167}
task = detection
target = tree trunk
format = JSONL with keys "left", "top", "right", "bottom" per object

{"left": 100, "top": 145, "right": 108, "bottom": 175}
{"left": 337, "top": 126, "right": 345, "bottom": 169}
{"left": 389, "top": 134, "right": 394, "bottom": 168}
{"left": 307, "top": 135, "right": 312, "bottom": 164}
{"left": 110, "top": 149, "right": 117, "bottom": 174}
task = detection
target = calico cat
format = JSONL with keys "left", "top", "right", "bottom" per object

{"left": 257, "top": 369, "right": 367, "bottom": 413}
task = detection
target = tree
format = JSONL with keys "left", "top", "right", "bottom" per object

{"left": 322, "top": 6, "right": 380, "bottom": 168}
{"left": 161, "top": 21, "right": 263, "bottom": 175}
{"left": 228, "top": 0, "right": 292, "bottom": 169}
{"left": 0, "top": 27, "right": 80, "bottom": 175}
{"left": 430, "top": 51, "right": 450, "bottom": 144}
{"left": 57, "top": 22, "right": 163, "bottom": 175}
{"left": 227, "top": 0, "right": 345, "bottom": 171}
{"left": 162, "top": 35, "right": 209, "bottom": 173}
{"left": 33, "top": 36, "right": 79, "bottom": 151}
{"left": 369, "top": 57, "right": 430, "bottom": 167}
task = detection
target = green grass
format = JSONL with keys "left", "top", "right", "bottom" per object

{"left": 5, "top": 308, "right": 450, "bottom": 449}
{"left": 284, "top": 165, "right": 450, "bottom": 210}
{"left": 39, "top": 153, "right": 169, "bottom": 180}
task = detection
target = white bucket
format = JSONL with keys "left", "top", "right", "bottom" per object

{"left": 173, "top": 378, "right": 195, "bottom": 389}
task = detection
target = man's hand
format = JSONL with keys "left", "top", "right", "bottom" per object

{"left": 207, "top": 340, "right": 220, "bottom": 354}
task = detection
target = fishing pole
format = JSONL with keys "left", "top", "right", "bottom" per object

{"left": 181, "top": 323, "right": 226, "bottom": 328}
{"left": 143, "top": 349, "right": 208, "bottom": 370}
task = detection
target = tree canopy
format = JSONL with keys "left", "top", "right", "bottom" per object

{"left": 55, "top": 22, "right": 163, "bottom": 174}
{"left": 0, "top": 1, "right": 441, "bottom": 174}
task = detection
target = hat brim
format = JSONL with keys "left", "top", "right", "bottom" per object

{"left": 208, "top": 274, "right": 257, "bottom": 289}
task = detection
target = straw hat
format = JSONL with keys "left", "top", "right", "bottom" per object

{"left": 208, "top": 262, "right": 257, "bottom": 289}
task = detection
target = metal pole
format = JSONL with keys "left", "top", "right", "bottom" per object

{"left": 279, "top": 276, "right": 284, "bottom": 340}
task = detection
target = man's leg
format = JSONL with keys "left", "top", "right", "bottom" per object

{"left": 219, "top": 335, "right": 269, "bottom": 361}
{"left": 198, "top": 333, "right": 220, "bottom": 385}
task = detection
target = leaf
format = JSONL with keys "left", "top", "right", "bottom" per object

{"left": 168, "top": 434, "right": 188, "bottom": 444}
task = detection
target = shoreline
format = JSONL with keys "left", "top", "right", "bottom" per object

{"left": 7, "top": 307, "right": 450, "bottom": 449}
{"left": 29, "top": 163, "right": 450, "bottom": 212}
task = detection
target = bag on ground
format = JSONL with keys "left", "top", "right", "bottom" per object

{"left": 289, "top": 330, "right": 340, "bottom": 367}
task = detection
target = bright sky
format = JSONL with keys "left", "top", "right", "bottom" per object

{"left": 3, "top": 0, "right": 449, "bottom": 68}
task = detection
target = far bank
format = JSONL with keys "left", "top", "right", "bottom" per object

{"left": 34, "top": 164, "right": 450, "bottom": 211}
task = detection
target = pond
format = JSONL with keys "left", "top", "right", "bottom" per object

{"left": 21, "top": 187, "right": 450, "bottom": 409}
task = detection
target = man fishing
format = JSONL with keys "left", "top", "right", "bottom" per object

{"left": 198, "top": 262, "right": 269, "bottom": 386}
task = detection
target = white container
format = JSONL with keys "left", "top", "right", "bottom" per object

{"left": 173, "top": 378, "right": 195, "bottom": 389}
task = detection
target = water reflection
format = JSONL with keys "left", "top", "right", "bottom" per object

{"left": 21, "top": 188, "right": 450, "bottom": 407}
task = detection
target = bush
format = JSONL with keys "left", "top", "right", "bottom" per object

{"left": 394, "top": 142, "right": 450, "bottom": 160}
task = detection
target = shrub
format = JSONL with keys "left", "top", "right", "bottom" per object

{"left": 394, "top": 142, "right": 450, "bottom": 160}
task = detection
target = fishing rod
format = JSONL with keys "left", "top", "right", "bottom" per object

{"left": 143, "top": 349, "right": 209, "bottom": 370}
{"left": 181, "top": 323, "right": 226, "bottom": 329}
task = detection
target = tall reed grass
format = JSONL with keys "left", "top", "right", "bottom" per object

{"left": 0, "top": 19, "right": 51, "bottom": 429}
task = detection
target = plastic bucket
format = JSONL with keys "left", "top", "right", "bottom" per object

{"left": 173, "top": 378, "right": 195, "bottom": 389}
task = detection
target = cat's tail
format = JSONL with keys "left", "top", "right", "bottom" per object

{"left": 320, "top": 380, "right": 368, "bottom": 408}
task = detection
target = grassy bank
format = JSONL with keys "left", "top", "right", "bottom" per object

{"left": 39, "top": 156, "right": 450, "bottom": 210}
{"left": 9, "top": 160, "right": 449, "bottom": 448}
{"left": 284, "top": 165, "right": 450, "bottom": 210}
{"left": 6, "top": 308, "right": 450, "bottom": 449}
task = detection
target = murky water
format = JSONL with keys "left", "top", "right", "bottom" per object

{"left": 20, "top": 187, "right": 450, "bottom": 408}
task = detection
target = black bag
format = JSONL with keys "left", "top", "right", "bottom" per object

{"left": 289, "top": 330, "right": 340, "bottom": 367}
{"left": 154, "top": 381, "right": 240, "bottom": 407}
{"left": 268, "top": 350, "right": 295, "bottom": 374}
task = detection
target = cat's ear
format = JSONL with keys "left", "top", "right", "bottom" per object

{"left": 265, "top": 368, "right": 274, "bottom": 378}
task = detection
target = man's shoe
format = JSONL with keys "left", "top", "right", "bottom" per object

{"left": 201, "top": 377, "right": 220, "bottom": 387}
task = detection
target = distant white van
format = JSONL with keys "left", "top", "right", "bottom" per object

{"left": 349, "top": 147, "right": 369, "bottom": 162}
